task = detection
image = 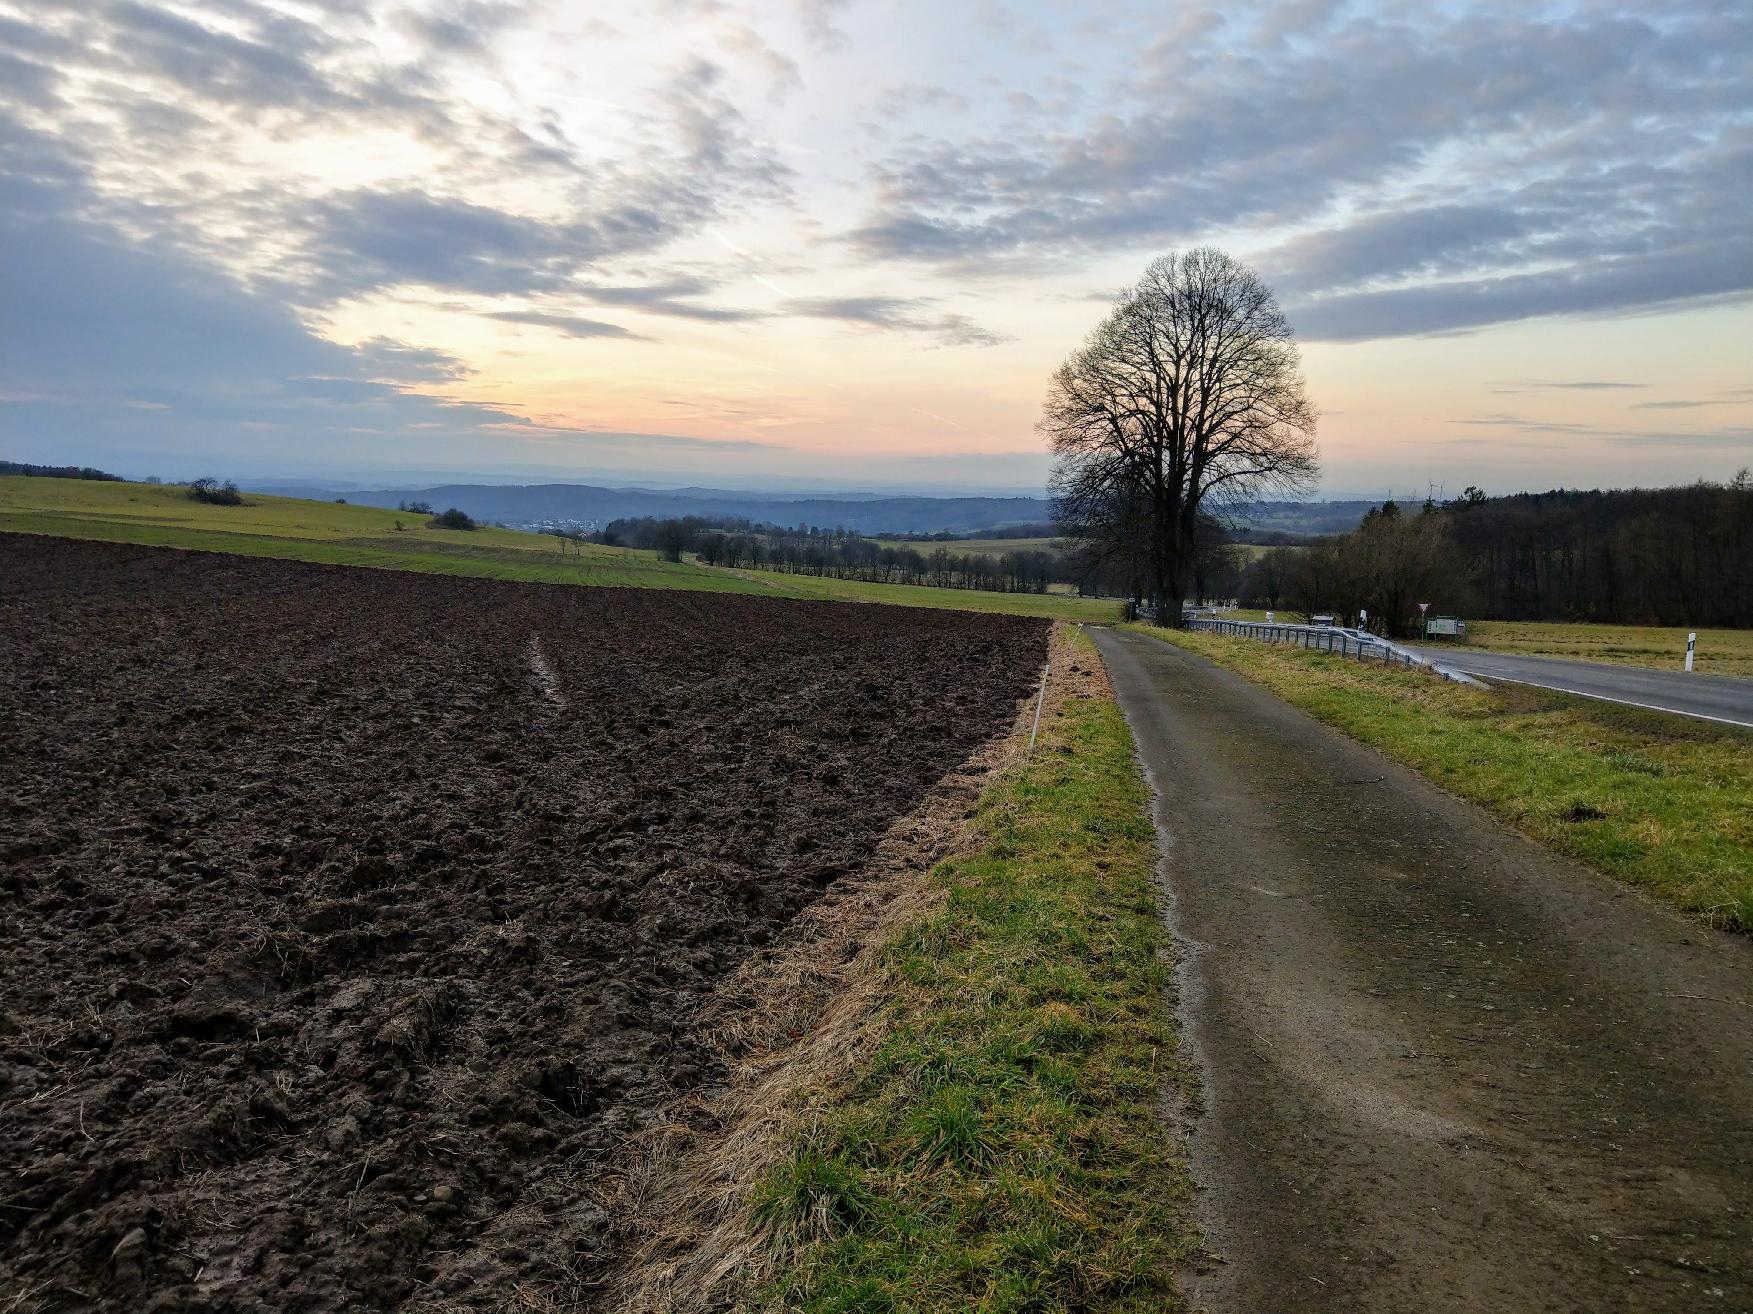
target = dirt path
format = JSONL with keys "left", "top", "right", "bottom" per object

{"left": 1090, "top": 626, "right": 1753, "bottom": 1313}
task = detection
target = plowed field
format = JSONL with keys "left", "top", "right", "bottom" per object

{"left": 0, "top": 534, "right": 1046, "bottom": 1312}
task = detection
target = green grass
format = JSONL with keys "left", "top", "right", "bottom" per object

{"left": 0, "top": 476, "right": 744, "bottom": 588}
{"left": 1130, "top": 624, "right": 1753, "bottom": 931}
{"left": 0, "top": 477, "right": 1122, "bottom": 620}
{"left": 752, "top": 630, "right": 1195, "bottom": 1312}
{"left": 731, "top": 568, "right": 1122, "bottom": 621}
{"left": 1461, "top": 620, "right": 1753, "bottom": 679}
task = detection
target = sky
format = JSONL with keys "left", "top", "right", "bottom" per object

{"left": 1, "top": 0, "right": 1749, "bottom": 496}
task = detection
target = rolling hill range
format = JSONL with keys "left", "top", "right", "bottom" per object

{"left": 258, "top": 481, "right": 1057, "bottom": 535}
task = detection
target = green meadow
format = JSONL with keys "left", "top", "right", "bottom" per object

{"left": 0, "top": 477, "right": 1122, "bottom": 621}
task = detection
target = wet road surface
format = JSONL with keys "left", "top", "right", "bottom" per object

{"left": 1406, "top": 645, "right": 1753, "bottom": 728}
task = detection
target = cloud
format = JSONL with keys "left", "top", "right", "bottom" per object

{"left": 0, "top": 196, "right": 802, "bottom": 484}
{"left": 577, "top": 279, "right": 766, "bottom": 322}
{"left": 2, "top": 0, "right": 1744, "bottom": 489}
{"left": 303, "top": 190, "right": 615, "bottom": 299}
{"left": 350, "top": 337, "right": 475, "bottom": 383}
{"left": 848, "top": 5, "right": 1753, "bottom": 337}
{"left": 1448, "top": 411, "right": 1753, "bottom": 449}
{"left": 1628, "top": 399, "right": 1740, "bottom": 411}
{"left": 1, "top": 201, "right": 592, "bottom": 464}
{"left": 1450, "top": 414, "right": 1597, "bottom": 435}
{"left": 1492, "top": 380, "right": 1648, "bottom": 392}
{"left": 394, "top": 1, "right": 521, "bottom": 56}
{"left": 0, "top": 50, "right": 61, "bottom": 108}
{"left": 1264, "top": 205, "right": 1536, "bottom": 297}
{"left": 482, "top": 310, "right": 645, "bottom": 340}
{"left": 94, "top": 0, "right": 385, "bottom": 118}
{"left": 1599, "top": 427, "right": 1753, "bottom": 448}
{"left": 1287, "top": 234, "right": 1753, "bottom": 342}
{"left": 1, "top": 4, "right": 792, "bottom": 322}
{"left": 781, "top": 296, "right": 1009, "bottom": 346}
{"left": 792, "top": 0, "right": 851, "bottom": 51}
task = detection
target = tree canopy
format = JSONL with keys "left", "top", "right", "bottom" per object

{"left": 1044, "top": 248, "right": 1318, "bottom": 616}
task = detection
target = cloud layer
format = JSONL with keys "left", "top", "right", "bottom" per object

{"left": 0, "top": 0, "right": 1748, "bottom": 485}
{"left": 850, "top": 4, "right": 1753, "bottom": 340}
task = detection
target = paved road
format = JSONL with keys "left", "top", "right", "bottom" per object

{"left": 1090, "top": 626, "right": 1753, "bottom": 1314}
{"left": 1407, "top": 645, "right": 1753, "bottom": 728}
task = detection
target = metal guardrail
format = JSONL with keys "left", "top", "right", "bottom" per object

{"left": 1185, "top": 618, "right": 1482, "bottom": 685}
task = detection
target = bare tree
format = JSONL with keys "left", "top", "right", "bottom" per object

{"left": 1043, "top": 248, "right": 1319, "bottom": 619}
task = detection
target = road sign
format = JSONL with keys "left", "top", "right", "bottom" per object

{"left": 1418, "top": 601, "right": 1430, "bottom": 615}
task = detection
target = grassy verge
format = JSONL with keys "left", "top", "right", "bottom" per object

{"left": 0, "top": 477, "right": 1120, "bottom": 622}
{"left": 1461, "top": 620, "right": 1753, "bottom": 679}
{"left": 1190, "top": 611, "right": 1752, "bottom": 677}
{"left": 750, "top": 632, "right": 1194, "bottom": 1312}
{"left": 1129, "top": 624, "right": 1753, "bottom": 931}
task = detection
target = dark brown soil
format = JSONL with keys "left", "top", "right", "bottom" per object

{"left": 0, "top": 534, "right": 1047, "bottom": 1312}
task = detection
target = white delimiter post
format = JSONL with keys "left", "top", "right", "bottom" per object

{"left": 1686, "top": 632, "right": 1697, "bottom": 672}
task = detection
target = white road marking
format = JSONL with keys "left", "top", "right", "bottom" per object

{"left": 1463, "top": 670, "right": 1753, "bottom": 729}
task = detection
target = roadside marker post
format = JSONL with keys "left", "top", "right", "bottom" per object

{"left": 1685, "top": 632, "right": 1696, "bottom": 673}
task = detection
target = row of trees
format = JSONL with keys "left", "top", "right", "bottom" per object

{"left": 597, "top": 516, "right": 1060, "bottom": 593}
{"left": 1442, "top": 479, "right": 1753, "bottom": 627}
{"left": 1, "top": 461, "right": 121, "bottom": 481}
{"left": 1237, "top": 476, "right": 1753, "bottom": 635}
{"left": 1238, "top": 501, "right": 1472, "bottom": 637}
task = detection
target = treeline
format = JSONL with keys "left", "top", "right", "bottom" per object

{"left": 593, "top": 516, "right": 1058, "bottom": 593}
{"left": 885, "top": 521, "right": 1060, "bottom": 542}
{"left": 1444, "top": 481, "right": 1753, "bottom": 627}
{"left": 1, "top": 461, "right": 121, "bottom": 481}
{"left": 1062, "top": 512, "right": 1247, "bottom": 604}
{"left": 1237, "top": 477, "right": 1753, "bottom": 634}
{"left": 1237, "top": 501, "right": 1470, "bottom": 637}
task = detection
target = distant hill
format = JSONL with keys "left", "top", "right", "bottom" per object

{"left": 258, "top": 482, "right": 1056, "bottom": 535}
{"left": 1229, "top": 500, "right": 1376, "bottom": 535}
{"left": 252, "top": 482, "right": 1383, "bottom": 537}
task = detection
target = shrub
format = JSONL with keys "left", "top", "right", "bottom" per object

{"left": 187, "top": 477, "right": 244, "bottom": 506}
{"left": 428, "top": 507, "right": 476, "bottom": 530}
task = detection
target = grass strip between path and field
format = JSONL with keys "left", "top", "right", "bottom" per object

{"left": 1130, "top": 624, "right": 1753, "bottom": 932}
{"left": 749, "top": 632, "right": 1195, "bottom": 1312}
